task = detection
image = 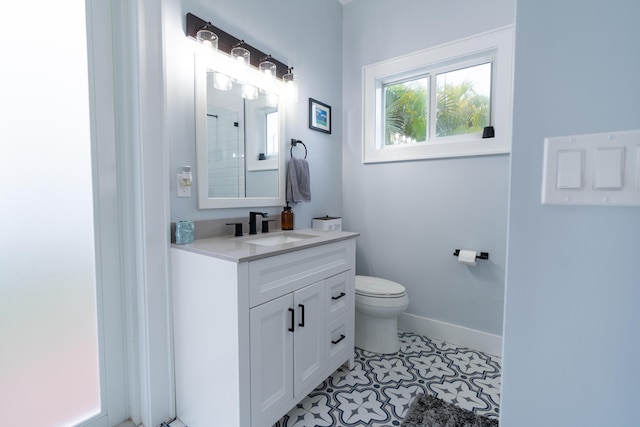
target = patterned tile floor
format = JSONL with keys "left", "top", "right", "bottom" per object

{"left": 274, "top": 331, "right": 501, "bottom": 427}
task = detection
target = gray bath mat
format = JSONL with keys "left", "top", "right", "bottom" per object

{"left": 401, "top": 394, "right": 498, "bottom": 427}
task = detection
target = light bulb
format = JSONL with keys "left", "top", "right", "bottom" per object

{"left": 259, "top": 60, "right": 276, "bottom": 93}
{"left": 282, "top": 69, "right": 298, "bottom": 103}
{"left": 231, "top": 46, "right": 250, "bottom": 81}
{"left": 196, "top": 28, "right": 218, "bottom": 53}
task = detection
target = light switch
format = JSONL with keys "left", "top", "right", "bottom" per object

{"left": 542, "top": 129, "right": 640, "bottom": 206}
{"left": 594, "top": 147, "right": 624, "bottom": 190}
{"left": 556, "top": 150, "right": 583, "bottom": 189}
{"left": 636, "top": 147, "right": 640, "bottom": 189}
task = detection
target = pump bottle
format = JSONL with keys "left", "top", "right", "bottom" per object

{"left": 281, "top": 204, "right": 294, "bottom": 230}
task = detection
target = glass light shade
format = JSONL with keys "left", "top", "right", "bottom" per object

{"left": 283, "top": 70, "right": 298, "bottom": 103}
{"left": 231, "top": 46, "right": 250, "bottom": 81}
{"left": 196, "top": 28, "right": 218, "bottom": 52}
{"left": 242, "top": 83, "right": 258, "bottom": 100}
{"left": 213, "top": 72, "right": 232, "bottom": 91}
{"left": 259, "top": 60, "right": 276, "bottom": 77}
{"left": 266, "top": 92, "right": 279, "bottom": 108}
{"left": 259, "top": 60, "right": 276, "bottom": 93}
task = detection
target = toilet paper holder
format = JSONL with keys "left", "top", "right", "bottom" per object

{"left": 453, "top": 249, "right": 489, "bottom": 260}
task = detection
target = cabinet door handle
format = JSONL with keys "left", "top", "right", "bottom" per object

{"left": 331, "top": 292, "right": 346, "bottom": 300}
{"left": 298, "top": 304, "right": 305, "bottom": 327}
{"left": 288, "top": 308, "right": 295, "bottom": 332}
{"left": 331, "top": 334, "right": 346, "bottom": 345}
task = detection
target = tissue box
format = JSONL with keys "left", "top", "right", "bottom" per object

{"left": 312, "top": 216, "right": 342, "bottom": 231}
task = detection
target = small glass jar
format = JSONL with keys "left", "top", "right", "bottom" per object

{"left": 175, "top": 220, "right": 194, "bottom": 244}
{"left": 281, "top": 205, "right": 294, "bottom": 230}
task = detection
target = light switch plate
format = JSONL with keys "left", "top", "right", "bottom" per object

{"left": 556, "top": 150, "right": 583, "bottom": 189}
{"left": 594, "top": 147, "right": 624, "bottom": 190}
{"left": 542, "top": 129, "right": 640, "bottom": 206}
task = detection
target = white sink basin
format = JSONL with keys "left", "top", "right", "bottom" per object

{"left": 243, "top": 232, "right": 316, "bottom": 247}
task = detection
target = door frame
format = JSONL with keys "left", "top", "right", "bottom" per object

{"left": 81, "top": 0, "right": 174, "bottom": 425}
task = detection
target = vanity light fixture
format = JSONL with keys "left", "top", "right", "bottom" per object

{"left": 259, "top": 56, "right": 279, "bottom": 105}
{"left": 213, "top": 72, "right": 232, "bottom": 91}
{"left": 266, "top": 93, "right": 279, "bottom": 108}
{"left": 242, "top": 83, "right": 259, "bottom": 100}
{"left": 283, "top": 67, "right": 298, "bottom": 103}
{"left": 259, "top": 57, "right": 277, "bottom": 92}
{"left": 195, "top": 24, "right": 218, "bottom": 56}
{"left": 231, "top": 41, "right": 250, "bottom": 81}
{"left": 187, "top": 12, "right": 295, "bottom": 100}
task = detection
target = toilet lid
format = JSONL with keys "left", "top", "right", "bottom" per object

{"left": 355, "top": 275, "right": 406, "bottom": 297}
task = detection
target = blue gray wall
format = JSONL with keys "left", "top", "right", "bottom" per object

{"left": 501, "top": 0, "right": 640, "bottom": 424}
{"left": 166, "top": 0, "right": 344, "bottom": 226}
{"left": 342, "top": 0, "right": 514, "bottom": 337}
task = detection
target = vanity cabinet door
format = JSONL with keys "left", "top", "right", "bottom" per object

{"left": 250, "top": 293, "right": 294, "bottom": 425}
{"left": 293, "top": 281, "right": 325, "bottom": 396}
{"left": 249, "top": 281, "right": 326, "bottom": 426}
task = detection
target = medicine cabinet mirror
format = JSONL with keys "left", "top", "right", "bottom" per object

{"left": 195, "top": 54, "right": 286, "bottom": 209}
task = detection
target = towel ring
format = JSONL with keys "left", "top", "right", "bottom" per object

{"left": 290, "top": 139, "right": 307, "bottom": 159}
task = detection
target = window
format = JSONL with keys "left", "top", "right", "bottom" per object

{"left": 265, "top": 111, "right": 279, "bottom": 156}
{"left": 363, "top": 26, "right": 514, "bottom": 163}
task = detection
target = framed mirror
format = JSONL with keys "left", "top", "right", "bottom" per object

{"left": 195, "top": 54, "right": 286, "bottom": 208}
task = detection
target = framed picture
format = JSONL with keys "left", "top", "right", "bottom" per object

{"left": 309, "top": 98, "right": 331, "bottom": 134}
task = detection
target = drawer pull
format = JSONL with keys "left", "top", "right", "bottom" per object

{"left": 331, "top": 292, "right": 346, "bottom": 301}
{"left": 331, "top": 334, "right": 346, "bottom": 345}
{"left": 298, "top": 304, "right": 305, "bottom": 327}
{"left": 288, "top": 308, "right": 295, "bottom": 332}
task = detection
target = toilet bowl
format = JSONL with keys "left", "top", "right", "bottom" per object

{"left": 354, "top": 275, "right": 409, "bottom": 354}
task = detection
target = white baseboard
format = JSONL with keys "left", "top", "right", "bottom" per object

{"left": 398, "top": 313, "right": 502, "bottom": 357}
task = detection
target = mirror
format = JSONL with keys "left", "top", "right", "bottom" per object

{"left": 195, "top": 54, "right": 286, "bottom": 208}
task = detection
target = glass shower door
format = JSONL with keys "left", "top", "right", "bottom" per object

{"left": 0, "top": 1, "right": 102, "bottom": 425}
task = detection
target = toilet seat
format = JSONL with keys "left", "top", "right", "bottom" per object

{"left": 355, "top": 275, "right": 406, "bottom": 298}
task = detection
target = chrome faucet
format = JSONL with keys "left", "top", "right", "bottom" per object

{"left": 249, "top": 212, "right": 268, "bottom": 235}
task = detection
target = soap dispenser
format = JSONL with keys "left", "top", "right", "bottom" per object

{"left": 281, "top": 203, "right": 294, "bottom": 230}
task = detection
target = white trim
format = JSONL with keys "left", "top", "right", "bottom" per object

{"left": 82, "top": 0, "right": 129, "bottom": 425}
{"left": 194, "top": 54, "right": 287, "bottom": 209}
{"left": 398, "top": 313, "right": 502, "bottom": 356}
{"left": 133, "top": 0, "right": 175, "bottom": 426}
{"left": 103, "top": 0, "right": 174, "bottom": 425}
{"left": 362, "top": 26, "right": 514, "bottom": 163}
{"left": 77, "top": 1, "right": 175, "bottom": 426}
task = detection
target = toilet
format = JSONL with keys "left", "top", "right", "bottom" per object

{"left": 354, "top": 275, "right": 409, "bottom": 354}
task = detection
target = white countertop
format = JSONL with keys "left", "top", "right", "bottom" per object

{"left": 171, "top": 229, "right": 359, "bottom": 262}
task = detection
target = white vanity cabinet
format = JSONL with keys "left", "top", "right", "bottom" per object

{"left": 250, "top": 280, "right": 325, "bottom": 424}
{"left": 171, "top": 235, "right": 356, "bottom": 427}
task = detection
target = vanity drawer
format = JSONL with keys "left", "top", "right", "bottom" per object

{"left": 249, "top": 241, "right": 351, "bottom": 307}
{"left": 325, "top": 271, "right": 350, "bottom": 323}
{"left": 325, "top": 314, "right": 350, "bottom": 375}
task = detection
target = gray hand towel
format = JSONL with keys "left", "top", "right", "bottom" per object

{"left": 286, "top": 156, "right": 311, "bottom": 202}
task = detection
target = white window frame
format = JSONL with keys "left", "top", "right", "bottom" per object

{"left": 363, "top": 26, "right": 514, "bottom": 163}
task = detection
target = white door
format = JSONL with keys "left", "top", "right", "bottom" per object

{"left": 250, "top": 294, "right": 294, "bottom": 425}
{"left": 293, "top": 281, "right": 326, "bottom": 396}
{"left": 0, "top": 1, "right": 128, "bottom": 426}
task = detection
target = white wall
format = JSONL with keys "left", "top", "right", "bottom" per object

{"left": 166, "top": 0, "right": 344, "bottom": 227}
{"left": 342, "top": 0, "right": 514, "bottom": 337}
{"left": 501, "top": 0, "right": 640, "bottom": 425}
